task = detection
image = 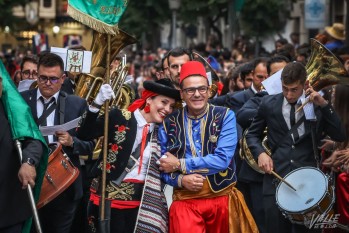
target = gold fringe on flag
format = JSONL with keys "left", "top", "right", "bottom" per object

{"left": 67, "top": 4, "right": 119, "bottom": 35}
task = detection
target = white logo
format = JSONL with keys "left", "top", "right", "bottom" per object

{"left": 307, "top": 214, "right": 340, "bottom": 229}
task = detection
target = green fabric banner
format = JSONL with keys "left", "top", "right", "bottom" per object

{"left": 235, "top": 0, "right": 245, "bottom": 12}
{"left": 68, "top": 0, "right": 128, "bottom": 35}
{"left": 0, "top": 61, "right": 49, "bottom": 233}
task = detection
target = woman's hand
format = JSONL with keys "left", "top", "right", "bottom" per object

{"left": 319, "top": 139, "right": 336, "bottom": 151}
{"left": 323, "top": 149, "right": 349, "bottom": 172}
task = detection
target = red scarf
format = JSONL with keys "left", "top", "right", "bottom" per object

{"left": 128, "top": 90, "right": 157, "bottom": 112}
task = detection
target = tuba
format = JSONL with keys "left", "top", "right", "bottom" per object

{"left": 76, "top": 29, "right": 137, "bottom": 161}
{"left": 240, "top": 129, "right": 269, "bottom": 174}
{"left": 75, "top": 29, "right": 137, "bottom": 105}
{"left": 191, "top": 51, "right": 219, "bottom": 98}
{"left": 305, "top": 38, "right": 349, "bottom": 90}
{"left": 240, "top": 38, "right": 349, "bottom": 173}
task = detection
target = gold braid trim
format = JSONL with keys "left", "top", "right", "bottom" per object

{"left": 67, "top": 4, "right": 119, "bottom": 35}
{"left": 121, "top": 109, "right": 131, "bottom": 120}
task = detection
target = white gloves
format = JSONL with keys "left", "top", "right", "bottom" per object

{"left": 94, "top": 84, "right": 116, "bottom": 105}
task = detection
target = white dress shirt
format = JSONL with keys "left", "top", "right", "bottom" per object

{"left": 123, "top": 109, "right": 154, "bottom": 181}
{"left": 282, "top": 95, "right": 305, "bottom": 142}
{"left": 36, "top": 89, "right": 60, "bottom": 143}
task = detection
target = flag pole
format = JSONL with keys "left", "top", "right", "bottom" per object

{"left": 99, "top": 33, "right": 111, "bottom": 233}
{"left": 14, "top": 140, "right": 43, "bottom": 233}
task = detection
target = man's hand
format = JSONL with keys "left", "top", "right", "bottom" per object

{"left": 182, "top": 174, "right": 206, "bottom": 192}
{"left": 258, "top": 152, "right": 273, "bottom": 174}
{"left": 306, "top": 86, "right": 328, "bottom": 107}
{"left": 56, "top": 130, "right": 74, "bottom": 147}
{"left": 18, "top": 163, "right": 36, "bottom": 189}
{"left": 159, "top": 152, "right": 180, "bottom": 173}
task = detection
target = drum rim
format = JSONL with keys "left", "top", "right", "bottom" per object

{"left": 276, "top": 166, "right": 328, "bottom": 213}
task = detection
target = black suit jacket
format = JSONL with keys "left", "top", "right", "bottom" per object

{"left": 21, "top": 88, "right": 95, "bottom": 200}
{"left": 246, "top": 93, "right": 345, "bottom": 195}
{"left": 236, "top": 91, "right": 268, "bottom": 130}
{"left": 225, "top": 88, "right": 255, "bottom": 113}
{"left": 61, "top": 78, "right": 75, "bottom": 95}
{"left": 225, "top": 88, "right": 262, "bottom": 183}
{"left": 235, "top": 92, "right": 269, "bottom": 183}
{"left": 0, "top": 101, "right": 43, "bottom": 228}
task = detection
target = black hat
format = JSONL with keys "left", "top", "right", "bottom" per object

{"left": 143, "top": 78, "right": 181, "bottom": 100}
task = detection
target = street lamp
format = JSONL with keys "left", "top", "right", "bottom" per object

{"left": 168, "top": 0, "right": 181, "bottom": 48}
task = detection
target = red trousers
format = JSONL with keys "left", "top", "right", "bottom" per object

{"left": 169, "top": 196, "right": 229, "bottom": 233}
{"left": 336, "top": 173, "right": 349, "bottom": 225}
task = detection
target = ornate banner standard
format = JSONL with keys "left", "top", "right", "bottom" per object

{"left": 67, "top": 1, "right": 131, "bottom": 232}
{"left": 67, "top": 0, "right": 128, "bottom": 35}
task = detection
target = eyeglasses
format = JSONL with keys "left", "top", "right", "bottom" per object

{"left": 38, "top": 75, "right": 61, "bottom": 84}
{"left": 182, "top": 86, "right": 209, "bottom": 95}
{"left": 22, "top": 70, "right": 38, "bottom": 78}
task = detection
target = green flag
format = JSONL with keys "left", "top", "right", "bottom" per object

{"left": 0, "top": 61, "right": 49, "bottom": 233}
{"left": 235, "top": 0, "right": 244, "bottom": 12}
{"left": 67, "top": 0, "right": 128, "bottom": 35}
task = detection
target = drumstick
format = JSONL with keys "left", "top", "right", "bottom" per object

{"left": 271, "top": 171, "right": 297, "bottom": 191}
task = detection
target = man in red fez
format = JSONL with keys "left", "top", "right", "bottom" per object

{"left": 158, "top": 61, "right": 258, "bottom": 233}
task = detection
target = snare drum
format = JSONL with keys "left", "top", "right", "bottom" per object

{"left": 37, "top": 143, "right": 79, "bottom": 209}
{"left": 276, "top": 167, "right": 335, "bottom": 226}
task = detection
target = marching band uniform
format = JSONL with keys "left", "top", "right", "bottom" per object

{"left": 159, "top": 61, "right": 258, "bottom": 233}
{"left": 246, "top": 62, "right": 345, "bottom": 233}
{"left": 21, "top": 53, "right": 95, "bottom": 233}
{"left": 77, "top": 79, "right": 181, "bottom": 233}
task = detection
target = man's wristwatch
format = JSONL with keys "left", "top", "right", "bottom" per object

{"left": 90, "top": 101, "right": 102, "bottom": 109}
{"left": 25, "top": 158, "right": 36, "bottom": 167}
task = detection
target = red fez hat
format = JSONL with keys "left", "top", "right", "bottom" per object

{"left": 179, "top": 61, "right": 207, "bottom": 84}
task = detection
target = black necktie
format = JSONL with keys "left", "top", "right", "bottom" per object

{"left": 39, "top": 97, "right": 55, "bottom": 143}
{"left": 290, "top": 103, "right": 299, "bottom": 141}
{"left": 39, "top": 97, "right": 55, "bottom": 125}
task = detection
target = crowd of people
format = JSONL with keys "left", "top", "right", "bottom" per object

{"left": 1, "top": 22, "right": 349, "bottom": 233}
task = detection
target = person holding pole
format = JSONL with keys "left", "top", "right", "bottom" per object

{"left": 77, "top": 78, "right": 181, "bottom": 233}
{"left": 0, "top": 61, "right": 48, "bottom": 233}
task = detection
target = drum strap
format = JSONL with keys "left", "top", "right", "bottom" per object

{"left": 271, "top": 115, "right": 306, "bottom": 153}
{"left": 36, "top": 91, "right": 67, "bottom": 126}
{"left": 37, "top": 99, "right": 57, "bottom": 126}
{"left": 58, "top": 91, "right": 67, "bottom": 125}
{"left": 113, "top": 132, "right": 151, "bottom": 186}
{"left": 310, "top": 120, "right": 320, "bottom": 168}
